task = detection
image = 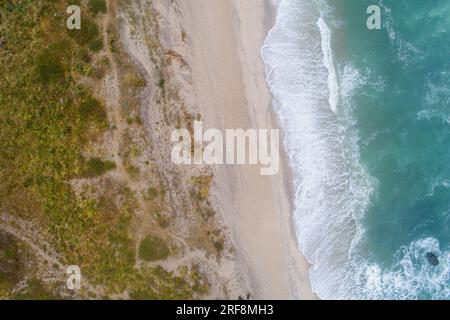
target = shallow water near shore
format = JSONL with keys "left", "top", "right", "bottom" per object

{"left": 263, "top": 0, "right": 450, "bottom": 299}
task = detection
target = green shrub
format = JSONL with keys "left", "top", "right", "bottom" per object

{"left": 79, "top": 96, "right": 107, "bottom": 126}
{"left": 158, "top": 78, "right": 165, "bottom": 89}
{"left": 145, "top": 187, "right": 159, "bottom": 201}
{"left": 84, "top": 158, "right": 116, "bottom": 177}
{"left": 129, "top": 289, "right": 157, "bottom": 300}
{"left": 88, "top": 39, "right": 103, "bottom": 52}
{"left": 139, "top": 235, "right": 169, "bottom": 262}
{"left": 213, "top": 240, "right": 224, "bottom": 254}
{"left": 69, "top": 19, "right": 99, "bottom": 46}
{"left": 89, "top": 0, "right": 107, "bottom": 15}
{"left": 125, "top": 164, "right": 140, "bottom": 179}
{"left": 15, "top": 278, "right": 56, "bottom": 300}
{"left": 35, "top": 50, "right": 64, "bottom": 83}
{"left": 124, "top": 72, "right": 146, "bottom": 88}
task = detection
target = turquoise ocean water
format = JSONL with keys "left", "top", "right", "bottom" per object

{"left": 262, "top": 0, "right": 450, "bottom": 299}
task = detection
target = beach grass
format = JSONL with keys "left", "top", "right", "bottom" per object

{"left": 0, "top": 0, "right": 210, "bottom": 299}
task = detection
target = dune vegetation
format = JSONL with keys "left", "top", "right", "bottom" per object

{"left": 0, "top": 0, "right": 211, "bottom": 299}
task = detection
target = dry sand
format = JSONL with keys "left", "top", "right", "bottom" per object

{"left": 179, "top": 0, "right": 316, "bottom": 299}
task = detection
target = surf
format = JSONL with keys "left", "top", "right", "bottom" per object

{"left": 262, "top": 0, "right": 374, "bottom": 299}
{"left": 263, "top": 0, "right": 450, "bottom": 300}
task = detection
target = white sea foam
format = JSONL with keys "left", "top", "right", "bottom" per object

{"left": 317, "top": 17, "right": 339, "bottom": 113}
{"left": 262, "top": 0, "right": 374, "bottom": 299}
{"left": 360, "top": 238, "right": 450, "bottom": 300}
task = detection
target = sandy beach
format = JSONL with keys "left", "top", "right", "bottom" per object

{"left": 178, "top": 0, "right": 315, "bottom": 299}
{"left": 117, "top": 0, "right": 316, "bottom": 299}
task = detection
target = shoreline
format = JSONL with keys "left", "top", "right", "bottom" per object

{"left": 180, "top": 0, "right": 316, "bottom": 299}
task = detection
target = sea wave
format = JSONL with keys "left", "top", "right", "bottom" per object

{"left": 262, "top": 0, "right": 374, "bottom": 299}
{"left": 262, "top": 0, "right": 450, "bottom": 300}
{"left": 361, "top": 237, "right": 450, "bottom": 300}
{"left": 317, "top": 16, "right": 338, "bottom": 113}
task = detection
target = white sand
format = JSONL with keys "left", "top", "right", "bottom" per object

{"left": 179, "top": 0, "right": 316, "bottom": 299}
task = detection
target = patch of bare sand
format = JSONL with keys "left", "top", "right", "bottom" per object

{"left": 178, "top": 0, "right": 316, "bottom": 299}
